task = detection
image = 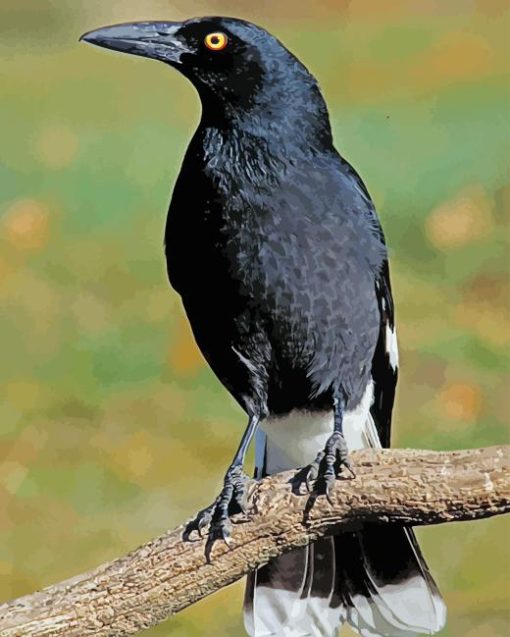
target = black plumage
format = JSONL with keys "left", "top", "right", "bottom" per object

{"left": 167, "top": 124, "right": 386, "bottom": 416}
{"left": 82, "top": 16, "right": 445, "bottom": 637}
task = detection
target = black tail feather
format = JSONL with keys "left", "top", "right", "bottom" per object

{"left": 244, "top": 525, "right": 445, "bottom": 636}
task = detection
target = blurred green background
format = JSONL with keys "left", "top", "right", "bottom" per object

{"left": 0, "top": 1, "right": 508, "bottom": 635}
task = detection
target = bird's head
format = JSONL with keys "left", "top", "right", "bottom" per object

{"left": 81, "top": 17, "right": 332, "bottom": 143}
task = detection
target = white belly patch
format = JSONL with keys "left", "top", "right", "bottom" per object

{"left": 259, "top": 381, "right": 379, "bottom": 474}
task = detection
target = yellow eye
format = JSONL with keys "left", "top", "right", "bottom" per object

{"left": 204, "top": 32, "right": 228, "bottom": 51}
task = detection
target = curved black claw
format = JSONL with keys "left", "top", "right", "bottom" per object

{"left": 182, "top": 465, "right": 253, "bottom": 553}
{"left": 182, "top": 501, "right": 216, "bottom": 542}
{"left": 305, "top": 432, "right": 355, "bottom": 502}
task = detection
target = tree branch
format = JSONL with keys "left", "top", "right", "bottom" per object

{"left": 0, "top": 446, "right": 508, "bottom": 637}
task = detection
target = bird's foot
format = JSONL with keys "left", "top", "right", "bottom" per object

{"left": 305, "top": 431, "right": 355, "bottom": 502}
{"left": 182, "top": 465, "right": 252, "bottom": 545}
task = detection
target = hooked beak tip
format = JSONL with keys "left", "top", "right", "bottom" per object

{"left": 78, "top": 22, "right": 187, "bottom": 63}
{"left": 79, "top": 29, "right": 102, "bottom": 45}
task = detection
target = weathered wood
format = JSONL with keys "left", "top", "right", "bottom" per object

{"left": 0, "top": 446, "right": 508, "bottom": 637}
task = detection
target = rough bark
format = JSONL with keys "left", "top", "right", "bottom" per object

{"left": 0, "top": 446, "right": 508, "bottom": 637}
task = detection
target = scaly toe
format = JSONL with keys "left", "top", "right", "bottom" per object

{"left": 183, "top": 503, "right": 215, "bottom": 541}
{"left": 339, "top": 455, "right": 356, "bottom": 478}
{"left": 210, "top": 516, "right": 233, "bottom": 547}
{"left": 304, "top": 432, "right": 356, "bottom": 501}
{"left": 227, "top": 467, "right": 253, "bottom": 515}
{"left": 305, "top": 451, "right": 325, "bottom": 492}
{"left": 233, "top": 487, "right": 249, "bottom": 514}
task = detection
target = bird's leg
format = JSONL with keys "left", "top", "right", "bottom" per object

{"left": 183, "top": 413, "right": 259, "bottom": 544}
{"left": 306, "top": 395, "right": 355, "bottom": 500}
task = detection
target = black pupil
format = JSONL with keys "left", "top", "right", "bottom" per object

{"left": 211, "top": 36, "right": 220, "bottom": 45}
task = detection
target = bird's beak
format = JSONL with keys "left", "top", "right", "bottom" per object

{"left": 80, "top": 21, "right": 190, "bottom": 64}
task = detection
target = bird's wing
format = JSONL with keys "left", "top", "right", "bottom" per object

{"left": 370, "top": 259, "right": 398, "bottom": 448}
{"left": 336, "top": 159, "right": 398, "bottom": 447}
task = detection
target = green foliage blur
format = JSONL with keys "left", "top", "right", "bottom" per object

{"left": 0, "top": 1, "right": 508, "bottom": 635}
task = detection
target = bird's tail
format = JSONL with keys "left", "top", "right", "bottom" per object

{"left": 243, "top": 430, "right": 446, "bottom": 637}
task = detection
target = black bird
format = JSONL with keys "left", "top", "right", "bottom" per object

{"left": 81, "top": 17, "right": 446, "bottom": 636}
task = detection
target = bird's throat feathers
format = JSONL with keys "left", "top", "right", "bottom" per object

{"left": 197, "top": 124, "right": 286, "bottom": 189}
{"left": 195, "top": 93, "right": 333, "bottom": 190}
{"left": 197, "top": 70, "right": 334, "bottom": 167}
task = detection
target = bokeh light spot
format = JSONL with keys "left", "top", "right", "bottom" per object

{"left": 1, "top": 199, "right": 50, "bottom": 251}
{"left": 426, "top": 186, "right": 493, "bottom": 250}
{"left": 439, "top": 382, "right": 483, "bottom": 423}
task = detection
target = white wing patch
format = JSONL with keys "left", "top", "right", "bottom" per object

{"left": 385, "top": 323, "right": 399, "bottom": 371}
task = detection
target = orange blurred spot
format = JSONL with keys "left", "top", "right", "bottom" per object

{"left": 413, "top": 31, "right": 500, "bottom": 88}
{"left": 345, "top": 60, "right": 395, "bottom": 103}
{"left": 34, "top": 125, "right": 79, "bottom": 169}
{"left": 426, "top": 185, "right": 493, "bottom": 250}
{"left": 2, "top": 199, "right": 50, "bottom": 251}
{"left": 168, "top": 316, "right": 206, "bottom": 377}
{"left": 439, "top": 382, "right": 483, "bottom": 422}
